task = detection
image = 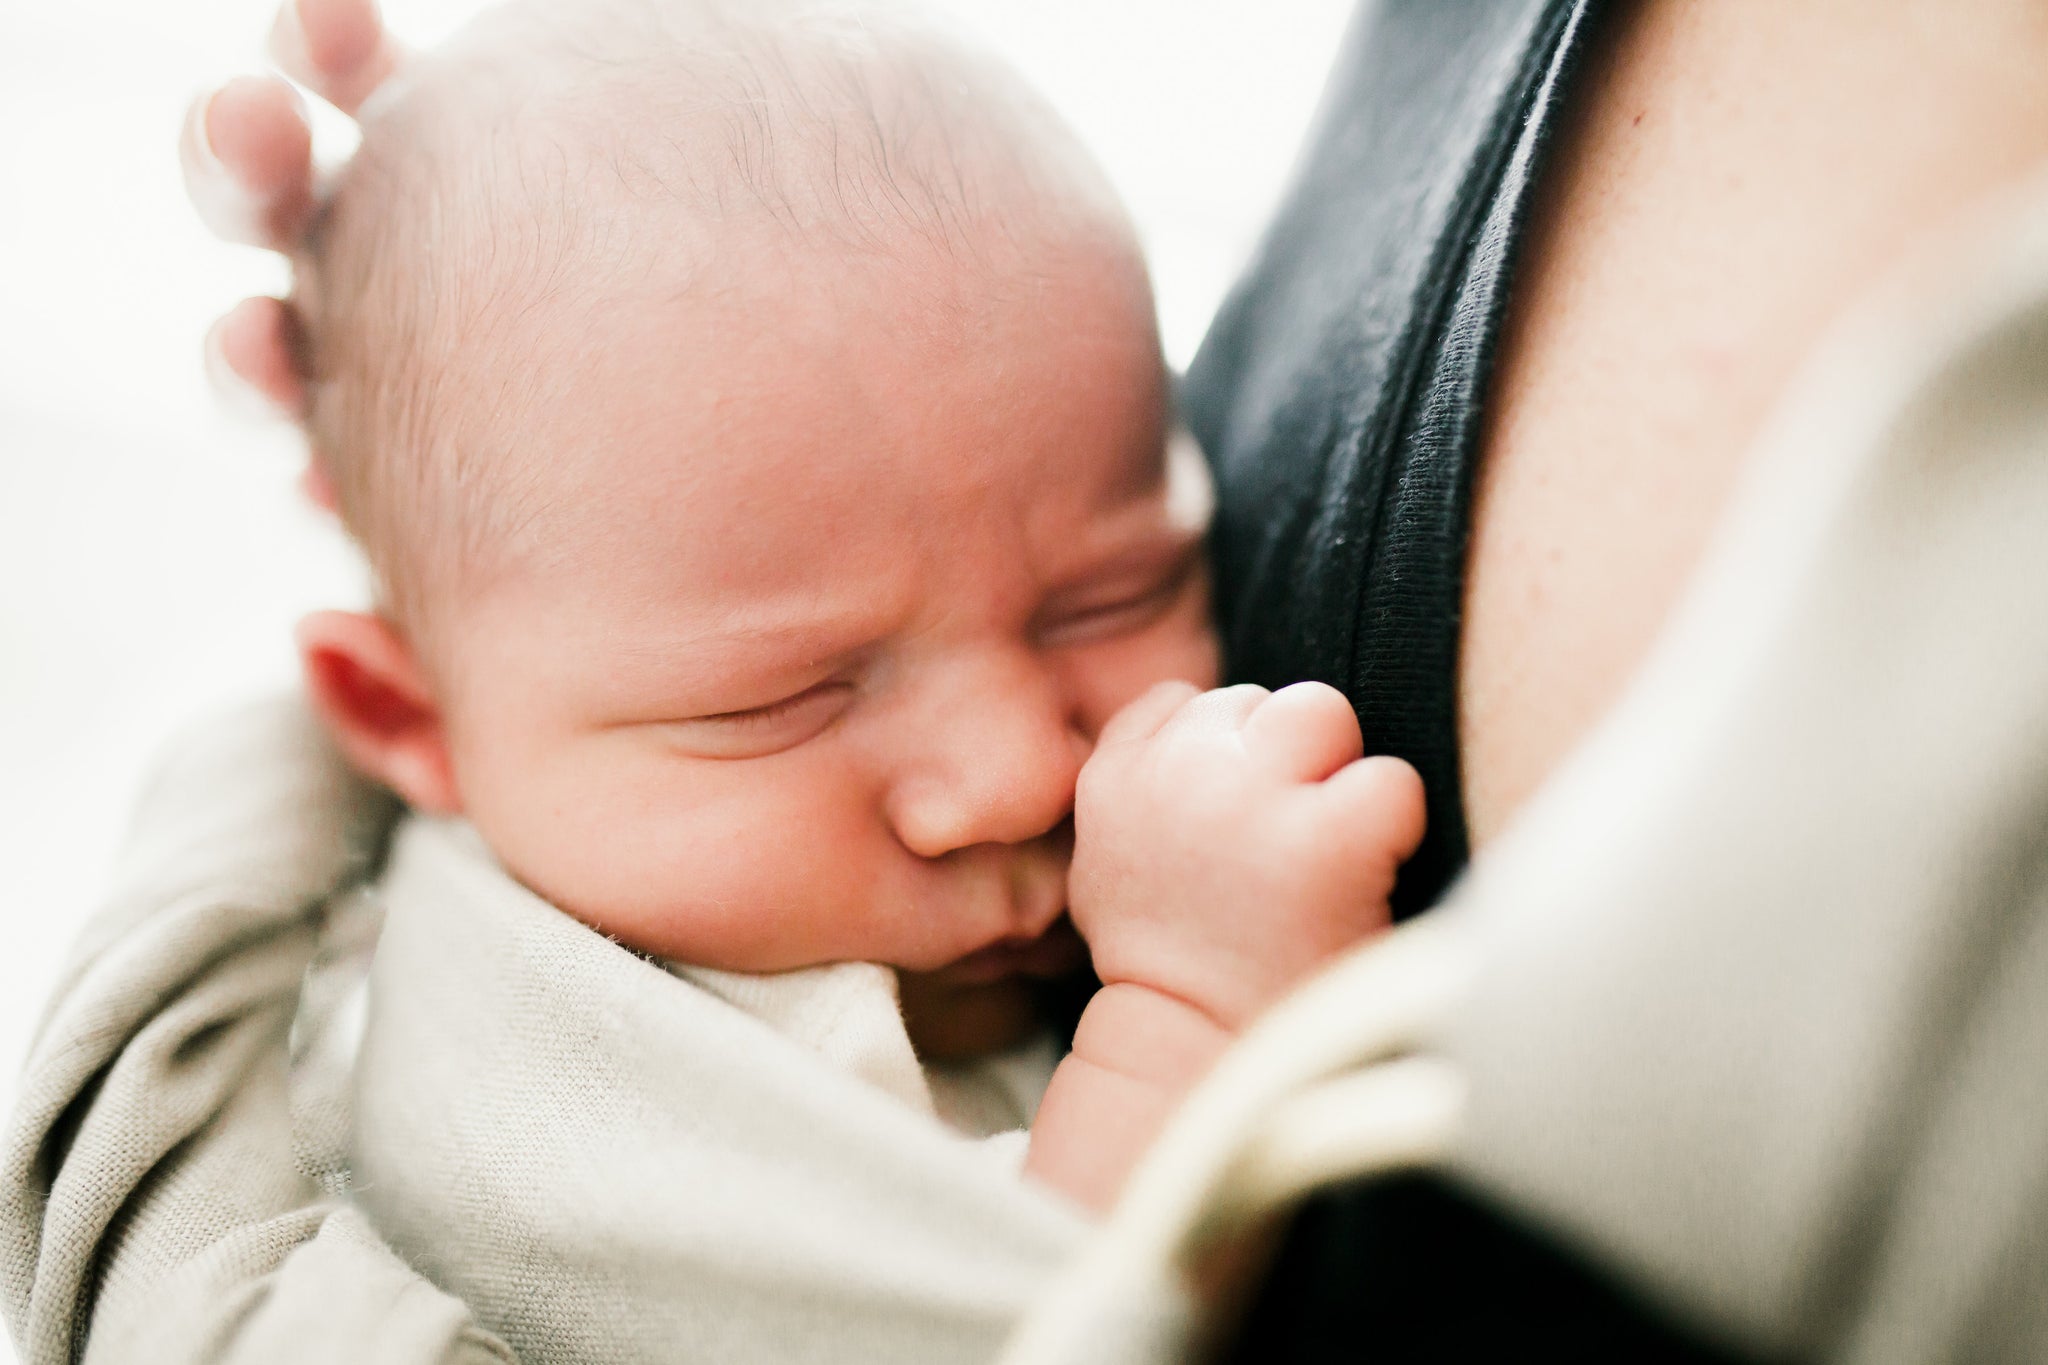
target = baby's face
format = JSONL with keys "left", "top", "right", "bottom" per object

{"left": 426, "top": 226, "right": 1218, "bottom": 1032}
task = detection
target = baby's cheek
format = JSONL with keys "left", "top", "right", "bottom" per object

{"left": 578, "top": 809, "right": 832, "bottom": 967}
{"left": 1073, "top": 609, "right": 1221, "bottom": 739}
{"left": 555, "top": 760, "right": 899, "bottom": 971}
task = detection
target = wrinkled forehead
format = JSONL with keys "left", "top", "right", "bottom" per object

{"left": 481, "top": 213, "right": 1170, "bottom": 580}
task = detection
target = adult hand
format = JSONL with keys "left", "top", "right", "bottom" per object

{"left": 178, "top": 0, "right": 407, "bottom": 457}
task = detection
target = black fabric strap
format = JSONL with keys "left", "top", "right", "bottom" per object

{"left": 1227, "top": 1174, "right": 1762, "bottom": 1364}
{"left": 1186, "top": 0, "right": 1586, "bottom": 919}
{"left": 1185, "top": 3, "right": 1764, "bottom": 1357}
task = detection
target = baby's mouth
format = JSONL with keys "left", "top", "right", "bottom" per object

{"left": 937, "top": 916, "right": 1088, "bottom": 986}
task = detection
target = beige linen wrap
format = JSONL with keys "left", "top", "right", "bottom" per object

{"left": 0, "top": 708, "right": 1084, "bottom": 1365}
{"left": 352, "top": 816, "right": 1084, "bottom": 1364}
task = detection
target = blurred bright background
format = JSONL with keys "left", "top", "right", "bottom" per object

{"left": 0, "top": 4, "right": 1350, "bottom": 1346}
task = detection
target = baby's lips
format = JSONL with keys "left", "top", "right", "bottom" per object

{"left": 942, "top": 918, "right": 1088, "bottom": 985}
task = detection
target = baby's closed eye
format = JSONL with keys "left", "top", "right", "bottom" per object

{"left": 1032, "top": 549, "right": 1200, "bottom": 649}
{"left": 663, "top": 680, "right": 858, "bottom": 759}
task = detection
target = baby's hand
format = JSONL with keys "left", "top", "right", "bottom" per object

{"left": 1070, "top": 681, "right": 1426, "bottom": 1031}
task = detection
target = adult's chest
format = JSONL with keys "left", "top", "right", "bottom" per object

{"left": 1189, "top": 0, "right": 2048, "bottom": 890}
{"left": 1459, "top": 0, "right": 2048, "bottom": 847}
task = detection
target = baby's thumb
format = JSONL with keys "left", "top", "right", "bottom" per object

{"left": 1327, "top": 754, "right": 1428, "bottom": 865}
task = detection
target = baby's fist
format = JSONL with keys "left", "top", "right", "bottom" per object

{"left": 1070, "top": 681, "right": 1425, "bottom": 1030}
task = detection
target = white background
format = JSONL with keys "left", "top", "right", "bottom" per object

{"left": 0, "top": 2, "right": 1350, "bottom": 1354}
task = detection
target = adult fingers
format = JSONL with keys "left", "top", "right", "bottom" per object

{"left": 204, "top": 296, "right": 308, "bottom": 416}
{"left": 269, "top": 0, "right": 410, "bottom": 116}
{"left": 300, "top": 463, "right": 342, "bottom": 514}
{"left": 1241, "top": 681, "right": 1363, "bottom": 783}
{"left": 180, "top": 75, "right": 314, "bottom": 249}
{"left": 1095, "top": 680, "right": 1204, "bottom": 750}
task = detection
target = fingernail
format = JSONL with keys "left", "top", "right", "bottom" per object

{"left": 267, "top": 0, "right": 312, "bottom": 77}
{"left": 184, "top": 88, "right": 225, "bottom": 177}
{"left": 183, "top": 85, "right": 273, "bottom": 245}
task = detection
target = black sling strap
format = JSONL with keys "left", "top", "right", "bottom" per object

{"left": 1186, "top": 0, "right": 1589, "bottom": 920}
{"left": 1186, "top": 3, "right": 1759, "bottom": 1358}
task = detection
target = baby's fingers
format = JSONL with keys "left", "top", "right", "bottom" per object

{"left": 1156, "top": 683, "right": 1269, "bottom": 741}
{"left": 180, "top": 75, "right": 314, "bottom": 248}
{"left": 1095, "top": 679, "right": 1204, "bottom": 750}
{"left": 269, "top": 0, "right": 410, "bottom": 116}
{"left": 1241, "top": 681, "right": 1362, "bottom": 783}
{"left": 1320, "top": 754, "right": 1428, "bottom": 868}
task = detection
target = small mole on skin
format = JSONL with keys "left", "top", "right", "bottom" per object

{"left": 1632, "top": 112, "right": 1645, "bottom": 128}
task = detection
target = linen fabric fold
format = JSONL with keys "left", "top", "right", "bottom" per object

{"left": 0, "top": 702, "right": 512, "bottom": 1365}
{"left": 352, "top": 816, "right": 1083, "bottom": 1365}
{"left": 1, "top": 703, "right": 1084, "bottom": 1365}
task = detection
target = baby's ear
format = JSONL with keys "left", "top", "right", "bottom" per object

{"left": 296, "top": 609, "right": 462, "bottom": 814}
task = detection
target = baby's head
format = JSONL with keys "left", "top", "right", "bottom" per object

{"left": 296, "top": 0, "right": 1218, "bottom": 1050}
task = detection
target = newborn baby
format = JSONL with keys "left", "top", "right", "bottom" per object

{"left": 292, "top": 0, "right": 1420, "bottom": 1252}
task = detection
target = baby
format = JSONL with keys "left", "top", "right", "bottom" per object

{"left": 290, "top": 0, "right": 1423, "bottom": 1229}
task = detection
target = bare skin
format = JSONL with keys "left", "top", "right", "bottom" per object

{"left": 1031, "top": 680, "right": 1423, "bottom": 1207}
{"left": 1462, "top": 0, "right": 2048, "bottom": 845}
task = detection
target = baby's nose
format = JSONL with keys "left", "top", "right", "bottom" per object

{"left": 886, "top": 662, "right": 1090, "bottom": 860}
{"left": 889, "top": 730, "right": 1088, "bottom": 859}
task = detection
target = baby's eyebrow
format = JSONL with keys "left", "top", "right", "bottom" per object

{"left": 607, "top": 596, "right": 897, "bottom": 678}
{"left": 1045, "top": 508, "right": 1206, "bottom": 583}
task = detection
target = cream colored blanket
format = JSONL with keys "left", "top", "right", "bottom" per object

{"left": 0, "top": 706, "right": 1082, "bottom": 1365}
{"left": 351, "top": 816, "right": 1082, "bottom": 1365}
